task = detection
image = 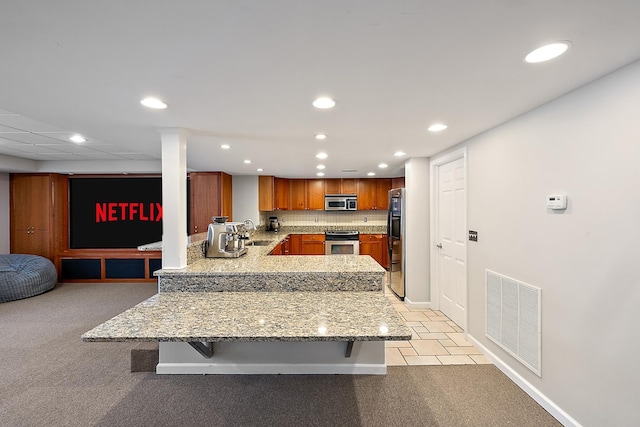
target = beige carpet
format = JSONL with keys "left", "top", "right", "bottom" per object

{"left": 0, "top": 282, "right": 560, "bottom": 426}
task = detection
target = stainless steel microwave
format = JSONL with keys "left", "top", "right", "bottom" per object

{"left": 324, "top": 195, "right": 357, "bottom": 211}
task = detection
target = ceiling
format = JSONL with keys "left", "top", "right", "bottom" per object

{"left": 1, "top": 1, "right": 640, "bottom": 178}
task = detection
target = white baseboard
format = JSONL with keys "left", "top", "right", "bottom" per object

{"left": 466, "top": 334, "right": 582, "bottom": 427}
{"left": 403, "top": 297, "right": 432, "bottom": 309}
{"left": 156, "top": 362, "right": 387, "bottom": 375}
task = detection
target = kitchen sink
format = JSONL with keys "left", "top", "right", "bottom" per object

{"left": 247, "top": 240, "right": 272, "bottom": 246}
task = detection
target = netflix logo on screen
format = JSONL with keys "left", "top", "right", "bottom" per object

{"left": 69, "top": 177, "right": 163, "bottom": 249}
{"left": 95, "top": 202, "right": 163, "bottom": 222}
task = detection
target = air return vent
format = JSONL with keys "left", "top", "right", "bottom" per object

{"left": 341, "top": 169, "right": 358, "bottom": 173}
{"left": 486, "top": 270, "right": 541, "bottom": 376}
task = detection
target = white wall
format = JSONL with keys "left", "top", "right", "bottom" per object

{"left": 451, "top": 59, "right": 640, "bottom": 425}
{"left": 232, "top": 175, "right": 259, "bottom": 226}
{"left": 0, "top": 173, "right": 9, "bottom": 253}
{"left": 405, "top": 157, "right": 430, "bottom": 304}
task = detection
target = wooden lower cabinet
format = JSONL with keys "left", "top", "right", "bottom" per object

{"left": 289, "top": 234, "right": 301, "bottom": 255}
{"left": 359, "top": 234, "right": 388, "bottom": 268}
{"left": 301, "top": 234, "right": 325, "bottom": 255}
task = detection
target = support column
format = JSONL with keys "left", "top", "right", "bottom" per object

{"left": 159, "top": 128, "right": 189, "bottom": 269}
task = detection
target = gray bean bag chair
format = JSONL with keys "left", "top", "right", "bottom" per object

{"left": 0, "top": 254, "right": 57, "bottom": 303}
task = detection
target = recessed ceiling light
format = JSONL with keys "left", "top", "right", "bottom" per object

{"left": 221, "top": 144, "right": 230, "bottom": 149}
{"left": 140, "top": 97, "right": 167, "bottom": 109}
{"left": 316, "top": 152, "right": 328, "bottom": 159}
{"left": 315, "top": 134, "right": 327, "bottom": 140}
{"left": 378, "top": 163, "right": 388, "bottom": 169}
{"left": 525, "top": 41, "right": 571, "bottom": 63}
{"left": 312, "top": 97, "right": 336, "bottom": 109}
{"left": 367, "top": 172, "right": 376, "bottom": 176}
{"left": 316, "top": 164, "right": 326, "bottom": 170}
{"left": 316, "top": 172, "right": 325, "bottom": 177}
{"left": 428, "top": 123, "right": 448, "bottom": 132}
{"left": 244, "top": 159, "right": 251, "bottom": 164}
{"left": 393, "top": 151, "right": 406, "bottom": 157}
{"left": 69, "top": 134, "right": 86, "bottom": 143}
{"left": 257, "top": 168, "right": 263, "bottom": 172}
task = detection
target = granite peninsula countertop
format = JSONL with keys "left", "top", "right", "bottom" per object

{"left": 153, "top": 230, "right": 386, "bottom": 292}
{"left": 81, "top": 291, "right": 411, "bottom": 343}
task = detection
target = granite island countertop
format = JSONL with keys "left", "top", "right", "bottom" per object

{"left": 82, "top": 291, "right": 411, "bottom": 343}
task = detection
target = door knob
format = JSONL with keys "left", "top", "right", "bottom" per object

{"left": 436, "top": 243, "right": 443, "bottom": 249}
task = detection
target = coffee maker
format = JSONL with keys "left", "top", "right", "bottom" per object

{"left": 205, "top": 217, "right": 248, "bottom": 258}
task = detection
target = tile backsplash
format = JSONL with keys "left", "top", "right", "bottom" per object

{"left": 260, "top": 210, "right": 387, "bottom": 228}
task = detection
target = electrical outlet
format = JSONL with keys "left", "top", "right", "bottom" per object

{"left": 469, "top": 230, "right": 478, "bottom": 242}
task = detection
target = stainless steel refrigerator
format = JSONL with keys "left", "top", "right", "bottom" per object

{"left": 387, "top": 188, "right": 405, "bottom": 299}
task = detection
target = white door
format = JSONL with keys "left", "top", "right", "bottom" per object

{"left": 436, "top": 157, "right": 467, "bottom": 329}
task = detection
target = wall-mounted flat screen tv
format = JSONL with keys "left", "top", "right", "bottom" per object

{"left": 69, "top": 177, "right": 163, "bottom": 249}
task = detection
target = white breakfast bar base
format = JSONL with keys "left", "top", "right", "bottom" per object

{"left": 157, "top": 341, "right": 386, "bottom": 375}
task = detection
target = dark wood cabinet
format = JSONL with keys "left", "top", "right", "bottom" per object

{"left": 301, "top": 234, "right": 325, "bottom": 255}
{"left": 391, "top": 177, "right": 405, "bottom": 189}
{"left": 357, "top": 178, "right": 391, "bottom": 210}
{"left": 258, "top": 175, "right": 275, "bottom": 211}
{"left": 10, "top": 174, "right": 66, "bottom": 261}
{"left": 325, "top": 178, "right": 357, "bottom": 195}
{"left": 359, "top": 234, "right": 388, "bottom": 268}
{"left": 306, "top": 179, "right": 325, "bottom": 210}
{"left": 259, "top": 176, "right": 290, "bottom": 211}
{"left": 289, "top": 234, "right": 302, "bottom": 254}
{"left": 274, "top": 178, "right": 290, "bottom": 210}
{"left": 189, "top": 172, "right": 232, "bottom": 234}
{"left": 289, "top": 179, "right": 307, "bottom": 210}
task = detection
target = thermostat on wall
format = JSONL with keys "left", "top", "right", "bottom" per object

{"left": 546, "top": 195, "right": 567, "bottom": 210}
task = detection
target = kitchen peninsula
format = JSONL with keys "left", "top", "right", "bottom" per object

{"left": 83, "top": 230, "right": 411, "bottom": 375}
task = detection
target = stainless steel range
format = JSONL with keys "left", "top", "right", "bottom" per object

{"left": 325, "top": 230, "right": 360, "bottom": 255}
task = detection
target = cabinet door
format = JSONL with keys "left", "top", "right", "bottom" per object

{"left": 11, "top": 174, "right": 51, "bottom": 230}
{"left": 301, "top": 234, "right": 325, "bottom": 255}
{"left": 341, "top": 179, "right": 357, "bottom": 194}
{"left": 289, "top": 234, "right": 302, "bottom": 254}
{"left": 274, "top": 178, "right": 290, "bottom": 210}
{"left": 289, "top": 179, "right": 307, "bottom": 210}
{"left": 357, "top": 179, "right": 376, "bottom": 210}
{"left": 324, "top": 179, "right": 341, "bottom": 195}
{"left": 306, "top": 179, "right": 325, "bottom": 210}
{"left": 258, "top": 176, "right": 275, "bottom": 211}
{"left": 375, "top": 178, "right": 392, "bottom": 210}
{"left": 359, "top": 234, "right": 384, "bottom": 266}
{"left": 189, "top": 172, "right": 221, "bottom": 234}
{"left": 220, "top": 172, "right": 233, "bottom": 219}
{"left": 10, "top": 174, "right": 53, "bottom": 258}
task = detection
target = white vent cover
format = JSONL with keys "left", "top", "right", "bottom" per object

{"left": 486, "top": 270, "right": 541, "bottom": 376}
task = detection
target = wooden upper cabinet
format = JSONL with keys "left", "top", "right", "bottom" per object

{"left": 258, "top": 176, "right": 275, "bottom": 211}
{"left": 274, "top": 178, "right": 290, "bottom": 210}
{"left": 324, "top": 178, "right": 357, "bottom": 195}
{"left": 189, "top": 172, "right": 232, "bottom": 234}
{"left": 391, "top": 177, "right": 405, "bottom": 189}
{"left": 357, "top": 178, "right": 391, "bottom": 210}
{"left": 356, "top": 179, "right": 376, "bottom": 210}
{"left": 306, "top": 179, "right": 325, "bottom": 210}
{"left": 289, "top": 179, "right": 307, "bottom": 210}
{"left": 375, "top": 178, "right": 392, "bottom": 210}
{"left": 259, "top": 176, "right": 289, "bottom": 211}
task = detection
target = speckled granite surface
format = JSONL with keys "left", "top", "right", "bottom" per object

{"left": 154, "top": 231, "right": 385, "bottom": 292}
{"left": 82, "top": 291, "right": 411, "bottom": 343}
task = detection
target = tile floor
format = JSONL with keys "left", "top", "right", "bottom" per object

{"left": 384, "top": 288, "right": 492, "bottom": 366}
